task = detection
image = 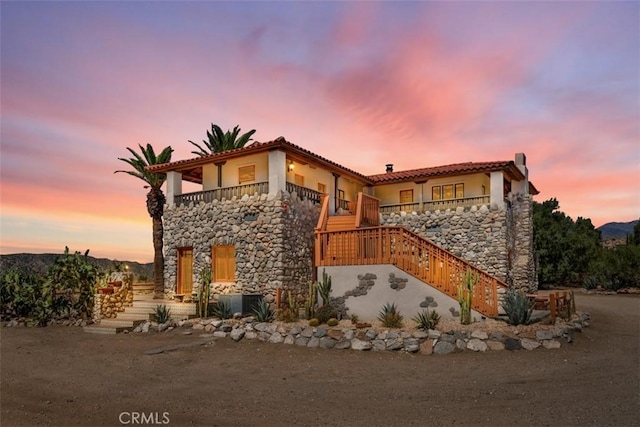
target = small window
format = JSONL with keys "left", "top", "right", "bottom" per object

{"left": 442, "top": 184, "right": 454, "bottom": 199}
{"left": 295, "top": 174, "right": 304, "bottom": 186}
{"left": 482, "top": 185, "right": 486, "bottom": 195}
{"left": 399, "top": 189, "right": 413, "bottom": 204}
{"left": 213, "top": 246, "right": 235, "bottom": 282}
{"left": 432, "top": 186, "right": 441, "bottom": 201}
{"left": 317, "top": 183, "right": 326, "bottom": 193}
{"left": 338, "top": 189, "right": 345, "bottom": 200}
{"left": 455, "top": 183, "right": 464, "bottom": 198}
{"left": 238, "top": 165, "right": 255, "bottom": 184}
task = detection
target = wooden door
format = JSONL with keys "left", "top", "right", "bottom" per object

{"left": 177, "top": 247, "right": 193, "bottom": 295}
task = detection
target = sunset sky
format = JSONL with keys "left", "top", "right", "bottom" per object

{"left": 1, "top": 1, "right": 638, "bottom": 263}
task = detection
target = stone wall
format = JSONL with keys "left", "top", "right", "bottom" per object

{"left": 163, "top": 191, "right": 319, "bottom": 303}
{"left": 92, "top": 272, "right": 134, "bottom": 322}
{"left": 381, "top": 198, "right": 537, "bottom": 292}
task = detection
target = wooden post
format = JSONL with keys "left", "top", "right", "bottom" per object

{"left": 549, "top": 292, "right": 556, "bottom": 321}
{"left": 275, "top": 288, "right": 282, "bottom": 309}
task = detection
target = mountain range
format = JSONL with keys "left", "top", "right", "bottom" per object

{"left": 597, "top": 220, "right": 638, "bottom": 240}
{"left": 0, "top": 253, "right": 154, "bottom": 279}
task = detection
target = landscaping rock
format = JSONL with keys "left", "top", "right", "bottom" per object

{"left": 319, "top": 337, "right": 336, "bottom": 349}
{"left": 213, "top": 331, "right": 227, "bottom": 338}
{"left": 334, "top": 339, "right": 351, "bottom": 349}
{"left": 301, "top": 327, "right": 314, "bottom": 338}
{"left": 466, "top": 338, "right": 488, "bottom": 352}
{"left": 413, "top": 330, "right": 429, "bottom": 340}
{"left": 504, "top": 338, "right": 522, "bottom": 350}
{"left": 428, "top": 329, "right": 441, "bottom": 339}
{"left": 433, "top": 341, "right": 456, "bottom": 355}
{"left": 230, "top": 329, "right": 245, "bottom": 342}
{"left": 284, "top": 335, "right": 295, "bottom": 345}
{"left": 521, "top": 338, "right": 541, "bottom": 351}
{"left": 386, "top": 339, "right": 404, "bottom": 351}
{"left": 192, "top": 323, "right": 204, "bottom": 330}
{"left": 295, "top": 337, "right": 309, "bottom": 347}
{"left": 268, "top": 332, "right": 284, "bottom": 344}
{"left": 486, "top": 341, "right": 505, "bottom": 351}
{"left": 314, "top": 328, "right": 328, "bottom": 338}
{"left": 351, "top": 339, "right": 372, "bottom": 351}
{"left": 456, "top": 339, "right": 467, "bottom": 350}
{"left": 404, "top": 338, "right": 420, "bottom": 353}
{"left": 471, "top": 330, "right": 489, "bottom": 340}
{"left": 420, "top": 339, "right": 433, "bottom": 355}
{"left": 244, "top": 331, "right": 257, "bottom": 340}
{"left": 307, "top": 337, "right": 320, "bottom": 348}
{"left": 536, "top": 330, "right": 554, "bottom": 341}
{"left": 327, "top": 329, "right": 343, "bottom": 340}
{"left": 372, "top": 340, "right": 386, "bottom": 351}
{"left": 542, "top": 339, "right": 561, "bottom": 349}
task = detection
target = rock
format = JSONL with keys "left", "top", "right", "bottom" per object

{"left": 439, "top": 333, "right": 456, "bottom": 343}
{"left": 301, "top": 327, "right": 314, "bottom": 338}
{"left": 307, "top": 337, "right": 320, "bottom": 348}
{"left": 504, "top": 338, "right": 522, "bottom": 350}
{"left": 157, "top": 322, "right": 171, "bottom": 333}
{"left": 372, "top": 340, "right": 386, "bottom": 351}
{"left": 521, "top": 338, "right": 541, "bottom": 351}
{"left": 257, "top": 332, "right": 270, "bottom": 341}
{"left": 404, "top": 338, "right": 420, "bottom": 353}
{"left": 456, "top": 339, "right": 467, "bottom": 350}
{"left": 428, "top": 329, "right": 441, "bottom": 339}
{"left": 289, "top": 326, "right": 302, "bottom": 336}
{"left": 470, "top": 330, "right": 489, "bottom": 340}
{"left": 466, "top": 338, "right": 488, "bottom": 352}
{"left": 245, "top": 331, "right": 257, "bottom": 340}
{"left": 295, "top": 337, "right": 309, "bottom": 347}
{"left": 133, "top": 323, "right": 144, "bottom": 333}
{"left": 351, "top": 339, "right": 372, "bottom": 351}
{"left": 192, "top": 323, "right": 205, "bottom": 330}
{"left": 233, "top": 312, "right": 243, "bottom": 319}
{"left": 254, "top": 322, "right": 268, "bottom": 332}
{"left": 181, "top": 331, "right": 192, "bottom": 335}
{"left": 413, "top": 330, "right": 429, "bottom": 340}
{"left": 212, "top": 320, "right": 223, "bottom": 328}
{"left": 142, "top": 322, "right": 150, "bottom": 333}
{"left": 343, "top": 330, "right": 355, "bottom": 340}
{"left": 386, "top": 339, "right": 404, "bottom": 351}
{"left": 542, "top": 339, "right": 561, "bottom": 349}
{"left": 204, "top": 324, "right": 215, "bottom": 332}
{"left": 535, "top": 330, "right": 554, "bottom": 341}
{"left": 420, "top": 339, "right": 433, "bottom": 355}
{"left": 334, "top": 339, "right": 351, "bottom": 349}
{"left": 433, "top": 341, "right": 456, "bottom": 355}
{"left": 562, "top": 329, "right": 575, "bottom": 343}
{"left": 386, "top": 331, "right": 399, "bottom": 339}
{"left": 365, "top": 329, "right": 377, "bottom": 340}
{"left": 213, "top": 331, "right": 227, "bottom": 338}
{"left": 230, "top": 329, "right": 245, "bottom": 342}
{"left": 489, "top": 332, "right": 504, "bottom": 341}
{"left": 268, "top": 332, "right": 284, "bottom": 344}
{"left": 314, "top": 328, "right": 328, "bottom": 338}
{"left": 221, "top": 324, "right": 233, "bottom": 333}
{"left": 486, "top": 341, "right": 505, "bottom": 351}
{"left": 327, "top": 329, "right": 343, "bottom": 340}
{"left": 284, "top": 335, "right": 295, "bottom": 345}
{"left": 319, "top": 337, "right": 336, "bottom": 349}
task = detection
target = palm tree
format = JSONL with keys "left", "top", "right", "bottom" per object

{"left": 189, "top": 124, "right": 256, "bottom": 156}
{"left": 116, "top": 144, "right": 173, "bottom": 299}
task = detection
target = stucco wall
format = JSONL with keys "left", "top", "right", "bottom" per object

{"left": 322, "top": 265, "right": 483, "bottom": 323}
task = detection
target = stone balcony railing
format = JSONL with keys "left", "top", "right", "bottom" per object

{"left": 380, "top": 195, "right": 491, "bottom": 214}
{"left": 174, "top": 181, "right": 323, "bottom": 206}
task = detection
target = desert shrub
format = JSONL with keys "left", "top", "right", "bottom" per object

{"left": 317, "top": 269, "right": 332, "bottom": 304}
{"left": 152, "top": 304, "right": 171, "bottom": 324}
{"left": 314, "top": 304, "right": 336, "bottom": 324}
{"left": 350, "top": 314, "right": 359, "bottom": 325}
{"left": 412, "top": 309, "right": 440, "bottom": 330}
{"left": 211, "top": 300, "right": 233, "bottom": 319}
{"left": 308, "top": 318, "right": 320, "bottom": 327}
{"left": 327, "top": 318, "right": 339, "bottom": 327}
{"left": 252, "top": 300, "right": 274, "bottom": 322}
{"left": 501, "top": 289, "right": 534, "bottom": 325}
{"left": 378, "top": 303, "right": 403, "bottom": 328}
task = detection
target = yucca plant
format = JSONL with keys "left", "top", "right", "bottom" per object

{"left": 412, "top": 309, "right": 440, "bottom": 330}
{"left": 378, "top": 302, "right": 403, "bottom": 328}
{"left": 252, "top": 300, "right": 274, "bottom": 322}
{"left": 211, "top": 300, "right": 233, "bottom": 320}
{"left": 501, "top": 288, "right": 534, "bottom": 326}
{"left": 152, "top": 304, "right": 171, "bottom": 324}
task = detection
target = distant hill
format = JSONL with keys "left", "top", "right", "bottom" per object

{"left": 597, "top": 220, "right": 639, "bottom": 241}
{"left": 0, "top": 253, "right": 154, "bottom": 280}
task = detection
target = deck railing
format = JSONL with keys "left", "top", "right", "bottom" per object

{"left": 355, "top": 193, "right": 380, "bottom": 228}
{"left": 380, "top": 195, "right": 491, "bottom": 214}
{"left": 175, "top": 182, "right": 269, "bottom": 205}
{"left": 285, "top": 182, "right": 322, "bottom": 204}
{"left": 314, "top": 226, "right": 505, "bottom": 316}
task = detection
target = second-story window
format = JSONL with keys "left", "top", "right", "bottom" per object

{"left": 318, "top": 183, "right": 326, "bottom": 193}
{"left": 239, "top": 165, "right": 255, "bottom": 184}
{"left": 295, "top": 174, "right": 304, "bottom": 186}
{"left": 400, "top": 189, "right": 413, "bottom": 204}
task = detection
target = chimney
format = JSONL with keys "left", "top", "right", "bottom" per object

{"left": 385, "top": 164, "right": 394, "bottom": 173}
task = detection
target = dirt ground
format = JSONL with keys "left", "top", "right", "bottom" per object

{"left": 1, "top": 293, "right": 638, "bottom": 427}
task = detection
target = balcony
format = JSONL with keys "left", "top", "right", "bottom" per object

{"left": 379, "top": 195, "right": 491, "bottom": 214}
{"left": 174, "top": 181, "right": 324, "bottom": 206}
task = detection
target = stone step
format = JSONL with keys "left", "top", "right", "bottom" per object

{"left": 114, "top": 313, "right": 151, "bottom": 322}
{"left": 98, "top": 318, "right": 145, "bottom": 328}
{"left": 83, "top": 325, "right": 127, "bottom": 334}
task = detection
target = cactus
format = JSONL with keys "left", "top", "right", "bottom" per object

{"left": 305, "top": 281, "right": 317, "bottom": 320}
{"left": 317, "top": 269, "right": 332, "bottom": 305}
{"left": 458, "top": 268, "right": 478, "bottom": 325}
{"left": 196, "top": 265, "right": 212, "bottom": 318}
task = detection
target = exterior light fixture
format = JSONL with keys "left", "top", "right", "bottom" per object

{"left": 287, "top": 160, "right": 294, "bottom": 172}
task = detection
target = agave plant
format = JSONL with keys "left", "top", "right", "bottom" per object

{"left": 152, "top": 304, "right": 171, "bottom": 324}
{"left": 211, "top": 300, "right": 233, "bottom": 320}
{"left": 378, "top": 302, "right": 403, "bottom": 328}
{"left": 501, "top": 288, "right": 534, "bottom": 326}
{"left": 252, "top": 300, "right": 274, "bottom": 322}
{"left": 412, "top": 309, "right": 441, "bottom": 330}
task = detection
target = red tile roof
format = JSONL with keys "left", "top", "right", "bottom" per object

{"left": 367, "top": 161, "right": 522, "bottom": 183}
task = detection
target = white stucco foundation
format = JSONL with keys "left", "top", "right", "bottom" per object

{"left": 321, "top": 265, "right": 483, "bottom": 323}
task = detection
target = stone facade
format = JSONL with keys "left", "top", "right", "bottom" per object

{"left": 380, "top": 195, "right": 537, "bottom": 292}
{"left": 162, "top": 191, "right": 319, "bottom": 303}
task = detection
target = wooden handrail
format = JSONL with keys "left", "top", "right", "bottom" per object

{"left": 355, "top": 192, "right": 380, "bottom": 228}
{"left": 314, "top": 226, "right": 506, "bottom": 317}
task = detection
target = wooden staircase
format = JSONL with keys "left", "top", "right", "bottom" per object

{"left": 315, "top": 193, "right": 507, "bottom": 317}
